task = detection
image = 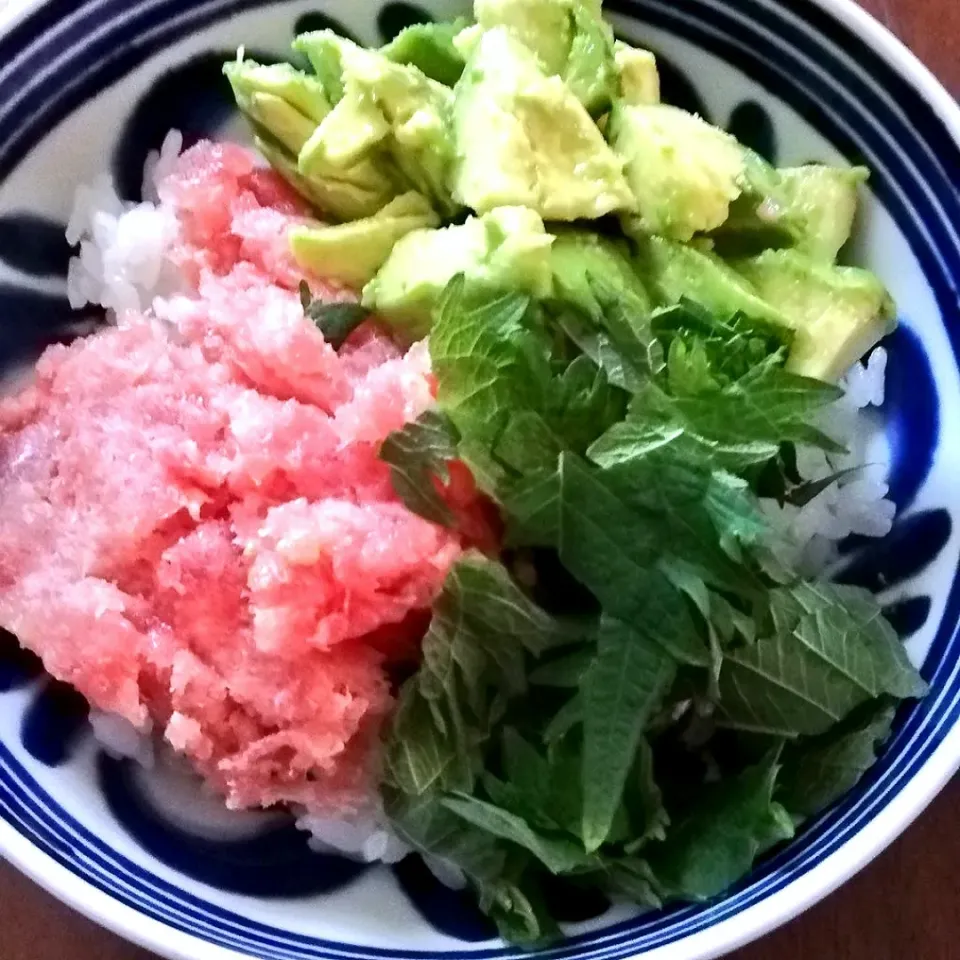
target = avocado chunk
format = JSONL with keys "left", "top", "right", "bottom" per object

{"left": 453, "top": 24, "right": 485, "bottom": 59}
{"left": 451, "top": 28, "right": 633, "bottom": 221}
{"left": 636, "top": 234, "right": 789, "bottom": 327}
{"left": 225, "top": 60, "right": 331, "bottom": 126}
{"left": 610, "top": 103, "right": 746, "bottom": 241}
{"left": 474, "top": 0, "right": 618, "bottom": 115}
{"left": 711, "top": 162, "right": 867, "bottom": 262}
{"left": 380, "top": 19, "right": 468, "bottom": 86}
{"left": 290, "top": 192, "right": 440, "bottom": 289}
{"left": 225, "top": 56, "right": 399, "bottom": 220}
{"left": 254, "top": 135, "right": 397, "bottom": 221}
{"left": 300, "top": 81, "right": 391, "bottom": 169}
{"left": 614, "top": 40, "right": 660, "bottom": 105}
{"left": 475, "top": 0, "right": 573, "bottom": 74}
{"left": 778, "top": 165, "right": 868, "bottom": 262}
{"left": 293, "top": 30, "right": 346, "bottom": 104}
{"left": 363, "top": 206, "right": 555, "bottom": 336}
{"left": 731, "top": 249, "right": 896, "bottom": 380}
{"left": 238, "top": 91, "right": 318, "bottom": 157}
{"left": 706, "top": 149, "right": 794, "bottom": 256}
{"left": 295, "top": 31, "right": 458, "bottom": 216}
{"left": 225, "top": 58, "right": 329, "bottom": 156}
{"left": 563, "top": 0, "right": 619, "bottom": 116}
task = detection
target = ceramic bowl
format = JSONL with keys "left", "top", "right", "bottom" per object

{"left": 0, "top": 1, "right": 959, "bottom": 959}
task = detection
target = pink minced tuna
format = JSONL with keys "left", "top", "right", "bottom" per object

{"left": 0, "top": 142, "right": 467, "bottom": 816}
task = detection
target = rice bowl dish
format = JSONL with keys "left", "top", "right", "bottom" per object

{"left": 0, "top": 0, "right": 936, "bottom": 947}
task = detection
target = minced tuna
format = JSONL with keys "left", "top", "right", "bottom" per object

{"left": 0, "top": 142, "right": 471, "bottom": 817}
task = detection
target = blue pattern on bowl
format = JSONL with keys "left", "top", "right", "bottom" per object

{"left": 0, "top": 0, "right": 957, "bottom": 958}
{"left": 97, "top": 756, "right": 371, "bottom": 898}
{"left": 879, "top": 326, "right": 941, "bottom": 512}
{"left": 725, "top": 102, "right": 777, "bottom": 162}
{"left": 0, "top": 630, "right": 42, "bottom": 693}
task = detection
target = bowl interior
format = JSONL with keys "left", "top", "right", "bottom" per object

{"left": 1, "top": 1, "right": 959, "bottom": 959}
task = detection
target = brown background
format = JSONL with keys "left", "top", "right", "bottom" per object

{"left": 2, "top": 0, "right": 960, "bottom": 958}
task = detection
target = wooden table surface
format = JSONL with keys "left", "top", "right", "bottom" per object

{"left": 2, "top": 1, "right": 959, "bottom": 959}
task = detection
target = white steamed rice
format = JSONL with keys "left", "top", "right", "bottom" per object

{"left": 761, "top": 346, "right": 894, "bottom": 574}
{"left": 88, "top": 710, "right": 155, "bottom": 768}
{"left": 66, "top": 131, "right": 184, "bottom": 317}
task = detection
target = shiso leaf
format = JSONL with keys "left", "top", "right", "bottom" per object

{"left": 631, "top": 365, "right": 846, "bottom": 454}
{"left": 717, "top": 584, "right": 926, "bottom": 737}
{"left": 442, "top": 794, "right": 591, "bottom": 873}
{"left": 650, "top": 298, "right": 792, "bottom": 389}
{"left": 647, "top": 750, "right": 795, "bottom": 901}
{"left": 555, "top": 450, "right": 763, "bottom": 604}
{"left": 581, "top": 616, "right": 676, "bottom": 852}
{"left": 299, "top": 280, "right": 368, "bottom": 348}
{"left": 380, "top": 410, "right": 460, "bottom": 527}
{"left": 429, "top": 276, "right": 624, "bottom": 478}
{"left": 384, "top": 552, "right": 573, "bottom": 796}
{"left": 777, "top": 700, "right": 896, "bottom": 818}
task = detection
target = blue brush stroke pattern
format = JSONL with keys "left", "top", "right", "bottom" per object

{"left": 0, "top": 213, "right": 74, "bottom": 277}
{"left": 0, "top": 629, "right": 43, "bottom": 693}
{"left": 391, "top": 855, "right": 497, "bottom": 942}
{"left": 21, "top": 680, "right": 90, "bottom": 767}
{"left": 836, "top": 508, "right": 951, "bottom": 594}
{"left": 97, "top": 754, "right": 370, "bottom": 897}
{"left": 881, "top": 324, "right": 940, "bottom": 513}
{"left": 294, "top": 11, "right": 360, "bottom": 42}
{"left": 882, "top": 595, "right": 933, "bottom": 641}
{"left": 378, "top": 2, "right": 434, "bottom": 42}
{"left": 727, "top": 101, "right": 777, "bottom": 162}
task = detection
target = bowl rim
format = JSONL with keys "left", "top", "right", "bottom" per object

{"left": 0, "top": 0, "right": 959, "bottom": 958}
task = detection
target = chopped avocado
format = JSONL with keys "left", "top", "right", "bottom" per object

{"left": 295, "top": 32, "right": 458, "bottom": 215}
{"left": 225, "top": 59, "right": 330, "bottom": 156}
{"left": 474, "top": 0, "right": 618, "bottom": 115}
{"left": 707, "top": 154, "right": 791, "bottom": 257}
{"left": 369, "top": 191, "right": 439, "bottom": 219}
{"left": 453, "top": 23, "right": 485, "bottom": 59}
{"left": 293, "top": 31, "right": 346, "bottom": 104}
{"left": 363, "top": 206, "right": 555, "bottom": 336}
{"left": 614, "top": 40, "right": 660, "bottom": 105}
{"left": 253, "top": 135, "right": 395, "bottom": 220}
{"left": 610, "top": 103, "right": 745, "bottom": 241}
{"left": 380, "top": 19, "right": 468, "bottom": 86}
{"left": 452, "top": 28, "right": 633, "bottom": 221}
{"left": 711, "top": 162, "right": 867, "bottom": 262}
{"left": 779, "top": 165, "right": 868, "bottom": 262}
{"left": 636, "top": 234, "right": 790, "bottom": 327}
{"left": 225, "top": 56, "right": 398, "bottom": 220}
{"left": 731, "top": 249, "right": 896, "bottom": 380}
{"left": 739, "top": 148, "right": 782, "bottom": 199}
{"left": 298, "top": 83, "right": 390, "bottom": 176}
{"left": 564, "top": 0, "right": 619, "bottom": 115}
{"left": 225, "top": 59, "right": 331, "bottom": 124}
{"left": 290, "top": 192, "right": 440, "bottom": 289}
{"left": 475, "top": 0, "right": 574, "bottom": 74}
{"left": 300, "top": 81, "right": 390, "bottom": 170}
{"left": 550, "top": 228, "right": 651, "bottom": 317}
{"left": 242, "top": 91, "right": 319, "bottom": 155}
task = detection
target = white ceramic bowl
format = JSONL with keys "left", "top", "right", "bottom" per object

{"left": 0, "top": 1, "right": 959, "bottom": 958}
